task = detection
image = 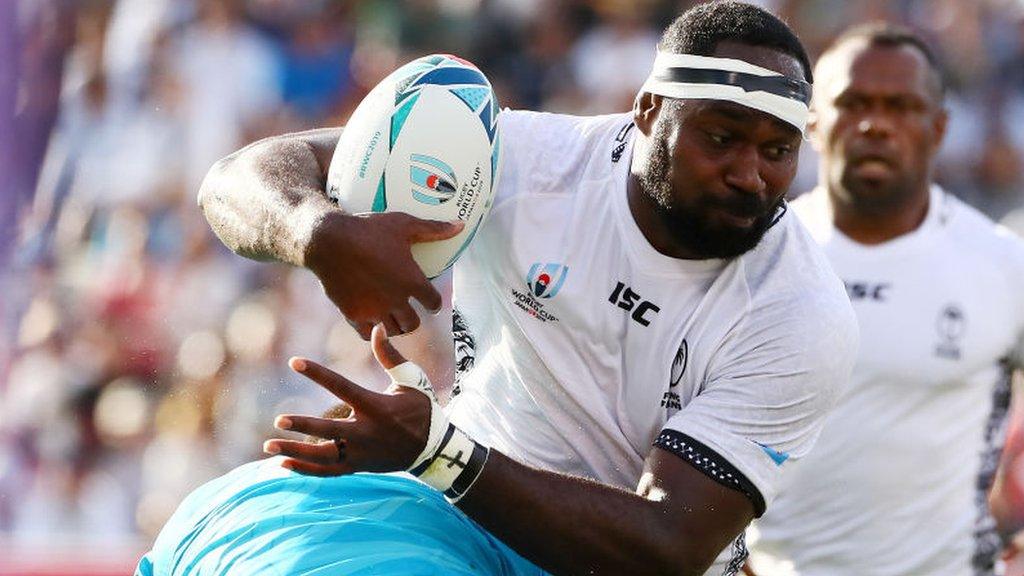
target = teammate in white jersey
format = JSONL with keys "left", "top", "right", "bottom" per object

{"left": 749, "top": 23, "right": 1024, "bottom": 576}
{"left": 143, "top": 4, "right": 857, "bottom": 576}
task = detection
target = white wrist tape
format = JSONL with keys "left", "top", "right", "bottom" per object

{"left": 386, "top": 361, "right": 437, "bottom": 399}
{"left": 386, "top": 362, "right": 448, "bottom": 473}
{"left": 387, "top": 361, "right": 489, "bottom": 502}
{"left": 418, "top": 424, "right": 490, "bottom": 502}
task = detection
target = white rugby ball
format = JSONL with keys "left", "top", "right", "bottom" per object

{"left": 326, "top": 54, "right": 502, "bottom": 278}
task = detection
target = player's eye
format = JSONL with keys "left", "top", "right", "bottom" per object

{"left": 887, "top": 97, "right": 925, "bottom": 114}
{"left": 764, "top": 144, "right": 795, "bottom": 161}
{"left": 706, "top": 131, "right": 733, "bottom": 146}
{"left": 836, "top": 95, "right": 868, "bottom": 112}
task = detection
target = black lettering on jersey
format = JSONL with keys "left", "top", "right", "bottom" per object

{"left": 633, "top": 301, "right": 660, "bottom": 325}
{"left": 844, "top": 281, "right": 890, "bottom": 301}
{"left": 609, "top": 281, "right": 661, "bottom": 326}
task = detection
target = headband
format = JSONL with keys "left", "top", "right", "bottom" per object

{"left": 641, "top": 52, "right": 811, "bottom": 134}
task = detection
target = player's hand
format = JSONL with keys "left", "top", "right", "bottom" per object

{"left": 304, "top": 211, "right": 462, "bottom": 340}
{"left": 263, "top": 325, "right": 432, "bottom": 476}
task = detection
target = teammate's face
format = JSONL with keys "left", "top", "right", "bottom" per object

{"left": 633, "top": 43, "right": 804, "bottom": 259}
{"left": 812, "top": 42, "right": 946, "bottom": 213}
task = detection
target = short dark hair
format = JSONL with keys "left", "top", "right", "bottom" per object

{"left": 659, "top": 1, "right": 813, "bottom": 84}
{"left": 821, "top": 22, "right": 946, "bottom": 99}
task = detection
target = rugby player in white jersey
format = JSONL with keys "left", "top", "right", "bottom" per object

{"left": 140, "top": 3, "right": 857, "bottom": 575}
{"left": 749, "top": 23, "right": 1024, "bottom": 576}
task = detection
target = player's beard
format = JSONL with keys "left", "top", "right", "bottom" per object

{"left": 638, "top": 123, "right": 781, "bottom": 259}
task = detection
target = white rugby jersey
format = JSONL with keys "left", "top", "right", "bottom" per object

{"left": 753, "top": 186, "right": 1024, "bottom": 576}
{"left": 445, "top": 110, "right": 857, "bottom": 575}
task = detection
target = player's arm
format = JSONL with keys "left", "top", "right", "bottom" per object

{"left": 267, "top": 329, "right": 755, "bottom": 576}
{"left": 267, "top": 286, "right": 857, "bottom": 574}
{"left": 197, "top": 129, "right": 462, "bottom": 338}
{"left": 197, "top": 127, "right": 341, "bottom": 265}
{"left": 989, "top": 360, "right": 1024, "bottom": 543}
{"left": 459, "top": 439, "right": 753, "bottom": 575}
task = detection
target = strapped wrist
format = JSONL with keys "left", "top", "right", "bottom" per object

{"left": 412, "top": 423, "right": 489, "bottom": 503}
{"left": 387, "top": 361, "right": 488, "bottom": 502}
{"left": 386, "top": 362, "right": 447, "bottom": 472}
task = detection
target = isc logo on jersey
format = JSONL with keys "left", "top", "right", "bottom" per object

{"left": 326, "top": 54, "right": 502, "bottom": 278}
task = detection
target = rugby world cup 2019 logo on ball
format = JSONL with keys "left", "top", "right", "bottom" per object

{"left": 409, "top": 154, "right": 458, "bottom": 205}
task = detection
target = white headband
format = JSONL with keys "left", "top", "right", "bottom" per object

{"left": 641, "top": 52, "right": 811, "bottom": 134}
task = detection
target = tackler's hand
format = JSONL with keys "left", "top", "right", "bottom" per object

{"left": 264, "top": 325, "right": 439, "bottom": 476}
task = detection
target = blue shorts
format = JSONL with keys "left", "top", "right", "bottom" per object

{"left": 137, "top": 458, "right": 546, "bottom": 576}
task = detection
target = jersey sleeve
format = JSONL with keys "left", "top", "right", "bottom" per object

{"left": 489, "top": 109, "right": 526, "bottom": 208}
{"left": 489, "top": 109, "right": 561, "bottom": 208}
{"left": 659, "top": 293, "right": 858, "bottom": 516}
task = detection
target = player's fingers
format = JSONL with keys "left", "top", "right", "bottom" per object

{"left": 289, "top": 357, "right": 376, "bottom": 407}
{"left": 391, "top": 303, "right": 421, "bottom": 334}
{"left": 382, "top": 315, "right": 404, "bottom": 338}
{"left": 346, "top": 319, "right": 374, "bottom": 341}
{"left": 321, "top": 402, "right": 352, "bottom": 419}
{"left": 410, "top": 280, "right": 443, "bottom": 314}
{"left": 371, "top": 324, "right": 408, "bottom": 370}
{"left": 264, "top": 439, "right": 340, "bottom": 466}
{"left": 280, "top": 458, "right": 350, "bottom": 477}
{"left": 404, "top": 216, "right": 464, "bottom": 243}
{"left": 275, "top": 414, "right": 353, "bottom": 440}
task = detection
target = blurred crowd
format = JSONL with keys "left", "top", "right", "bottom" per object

{"left": 3, "top": 0, "right": 1024, "bottom": 563}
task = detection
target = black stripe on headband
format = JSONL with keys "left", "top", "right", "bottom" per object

{"left": 653, "top": 68, "right": 811, "bottom": 105}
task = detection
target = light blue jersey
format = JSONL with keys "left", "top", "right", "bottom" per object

{"left": 137, "top": 458, "right": 546, "bottom": 576}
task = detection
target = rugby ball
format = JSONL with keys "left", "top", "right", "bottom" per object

{"left": 326, "top": 54, "right": 502, "bottom": 278}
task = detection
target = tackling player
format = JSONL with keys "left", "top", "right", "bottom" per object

{"left": 750, "top": 23, "right": 1024, "bottom": 576}
{"left": 141, "top": 3, "right": 857, "bottom": 575}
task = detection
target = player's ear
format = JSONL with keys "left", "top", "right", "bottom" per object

{"left": 806, "top": 103, "right": 823, "bottom": 152}
{"left": 633, "top": 92, "right": 662, "bottom": 136}
{"left": 930, "top": 106, "right": 949, "bottom": 153}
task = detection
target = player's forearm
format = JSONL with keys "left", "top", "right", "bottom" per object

{"left": 458, "top": 451, "right": 715, "bottom": 576}
{"left": 197, "top": 128, "right": 342, "bottom": 266}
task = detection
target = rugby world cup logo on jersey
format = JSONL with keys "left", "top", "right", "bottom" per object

{"left": 511, "top": 263, "right": 568, "bottom": 322}
{"left": 410, "top": 154, "right": 458, "bottom": 205}
{"left": 527, "top": 263, "right": 568, "bottom": 299}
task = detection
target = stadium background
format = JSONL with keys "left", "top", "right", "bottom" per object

{"left": 3, "top": 0, "right": 1024, "bottom": 574}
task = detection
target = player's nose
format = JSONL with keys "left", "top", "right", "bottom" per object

{"left": 723, "top": 146, "right": 767, "bottom": 196}
{"left": 856, "top": 113, "right": 895, "bottom": 139}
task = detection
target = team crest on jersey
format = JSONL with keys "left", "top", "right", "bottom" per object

{"left": 669, "top": 340, "right": 687, "bottom": 387}
{"left": 409, "top": 154, "right": 458, "bottom": 205}
{"left": 935, "top": 303, "right": 966, "bottom": 360}
{"left": 661, "top": 339, "right": 686, "bottom": 415}
{"left": 510, "top": 263, "right": 567, "bottom": 322}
